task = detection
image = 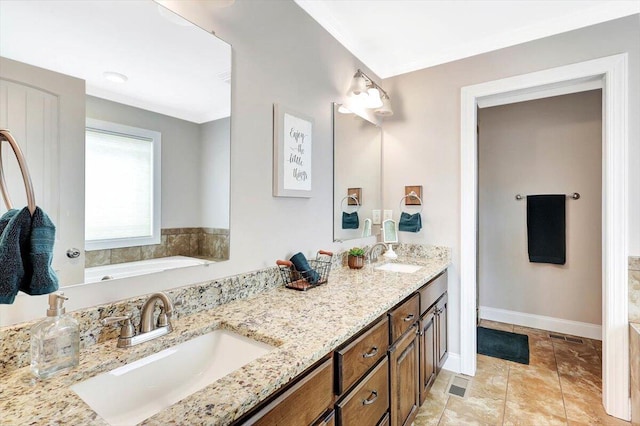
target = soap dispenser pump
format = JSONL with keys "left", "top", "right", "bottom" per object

{"left": 30, "top": 292, "right": 80, "bottom": 379}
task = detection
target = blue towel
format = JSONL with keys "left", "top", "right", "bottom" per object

{"left": 399, "top": 212, "right": 422, "bottom": 233}
{"left": 21, "top": 207, "right": 59, "bottom": 295}
{"left": 289, "top": 252, "right": 319, "bottom": 284}
{"left": 0, "top": 208, "right": 31, "bottom": 304}
{"left": 342, "top": 211, "right": 359, "bottom": 229}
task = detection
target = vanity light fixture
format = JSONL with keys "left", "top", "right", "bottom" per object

{"left": 348, "top": 69, "right": 393, "bottom": 116}
{"left": 103, "top": 71, "right": 128, "bottom": 84}
{"left": 337, "top": 104, "right": 353, "bottom": 114}
{"left": 349, "top": 70, "right": 369, "bottom": 97}
{"left": 375, "top": 93, "right": 394, "bottom": 116}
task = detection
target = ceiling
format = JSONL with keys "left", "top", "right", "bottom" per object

{"left": 294, "top": 0, "right": 640, "bottom": 79}
{"left": 0, "top": 1, "right": 231, "bottom": 124}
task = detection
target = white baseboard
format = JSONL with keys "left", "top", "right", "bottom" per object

{"left": 479, "top": 306, "right": 602, "bottom": 340}
{"left": 442, "top": 353, "right": 461, "bottom": 374}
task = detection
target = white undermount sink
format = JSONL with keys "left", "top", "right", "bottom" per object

{"left": 374, "top": 263, "right": 423, "bottom": 274}
{"left": 71, "top": 329, "right": 274, "bottom": 426}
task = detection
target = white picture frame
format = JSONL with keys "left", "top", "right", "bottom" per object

{"left": 273, "top": 103, "right": 314, "bottom": 197}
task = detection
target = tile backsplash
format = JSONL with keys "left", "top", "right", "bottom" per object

{"left": 85, "top": 227, "right": 230, "bottom": 267}
{"left": 630, "top": 256, "right": 640, "bottom": 323}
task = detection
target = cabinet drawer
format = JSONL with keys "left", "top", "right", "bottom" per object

{"left": 250, "top": 357, "right": 333, "bottom": 426}
{"left": 336, "top": 317, "right": 389, "bottom": 395}
{"left": 336, "top": 357, "right": 389, "bottom": 426}
{"left": 389, "top": 294, "right": 419, "bottom": 343}
{"left": 418, "top": 270, "right": 447, "bottom": 315}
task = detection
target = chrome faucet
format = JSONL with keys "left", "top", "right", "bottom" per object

{"left": 102, "top": 292, "right": 175, "bottom": 348}
{"left": 365, "top": 242, "right": 389, "bottom": 263}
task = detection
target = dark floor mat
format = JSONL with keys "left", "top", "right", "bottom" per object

{"left": 477, "top": 326, "right": 530, "bottom": 364}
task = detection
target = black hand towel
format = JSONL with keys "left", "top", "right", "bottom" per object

{"left": 527, "top": 195, "right": 566, "bottom": 265}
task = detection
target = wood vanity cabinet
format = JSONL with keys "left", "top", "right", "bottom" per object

{"left": 417, "top": 270, "right": 448, "bottom": 403}
{"left": 238, "top": 356, "right": 334, "bottom": 426}
{"left": 237, "top": 269, "right": 448, "bottom": 426}
{"left": 388, "top": 294, "right": 420, "bottom": 426}
{"left": 418, "top": 306, "right": 437, "bottom": 404}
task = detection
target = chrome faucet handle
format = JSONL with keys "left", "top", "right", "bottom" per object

{"left": 102, "top": 313, "right": 135, "bottom": 339}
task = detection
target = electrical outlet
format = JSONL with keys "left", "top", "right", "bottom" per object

{"left": 372, "top": 210, "right": 381, "bottom": 225}
{"left": 383, "top": 210, "right": 393, "bottom": 221}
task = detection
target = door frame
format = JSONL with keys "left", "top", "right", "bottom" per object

{"left": 460, "top": 54, "right": 629, "bottom": 420}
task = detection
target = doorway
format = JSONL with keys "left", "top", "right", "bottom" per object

{"left": 477, "top": 90, "right": 603, "bottom": 338}
{"left": 460, "top": 54, "right": 630, "bottom": 420}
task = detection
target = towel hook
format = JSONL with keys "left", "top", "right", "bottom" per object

{"left": 341, "top": 194, "right": 360, "bottom": 212}
{"left": 399, "top": 191, "right": 423, "bottom": 213}
{"left": 0, "top": 129, "right": 36, "bottom": 215}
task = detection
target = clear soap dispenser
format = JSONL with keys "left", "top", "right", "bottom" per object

{"left": 30, "top": 292, "right": 80, "bottom": 379}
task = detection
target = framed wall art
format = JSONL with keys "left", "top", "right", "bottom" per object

{"left": 273, "top": 103, "right": 314, "bottom": 197}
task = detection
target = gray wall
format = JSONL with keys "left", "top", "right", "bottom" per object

{"left": 201, "top": 117, "right": 230, "bottom": 229}
{"left": 382, "top": 15, "right": 639, "bottom": 355}
{"left": 478, "top": 90, "right": 602, "bottom": 325}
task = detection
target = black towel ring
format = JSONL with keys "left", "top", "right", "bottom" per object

{"left": 0, "top": 129, "right": 36, "bottom": 215}
{"left": 399, "top": 191, "right": 423, "bottom": 214}
{"left": 341, "top": 194, "right": 360, "bottom": 213}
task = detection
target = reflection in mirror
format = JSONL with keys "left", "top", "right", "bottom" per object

{"left": 0, "top": 1, "right": 231, "bottom": 287}
{"left": 333, "top": 103, "right": 382, "bottom": 241}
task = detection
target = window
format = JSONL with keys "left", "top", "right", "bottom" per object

{"left": 85, "top": 119, "right": 161, "bottom": 250}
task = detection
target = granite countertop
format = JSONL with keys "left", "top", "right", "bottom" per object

{"left": 1, "top": 254, "right": 450, "bottom": 425}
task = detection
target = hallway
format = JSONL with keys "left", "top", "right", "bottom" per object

{"left": 414, "top": 320, "right": 630, "bottom": 425}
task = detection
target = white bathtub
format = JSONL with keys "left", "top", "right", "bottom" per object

{"left": 84, "top": 256, "right": 211, "bottom": 283}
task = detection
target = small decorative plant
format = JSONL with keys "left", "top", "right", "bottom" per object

{"left": 348, "top": 247, "right": 365, "bottom": 269}
{"left": 348, "top": 247, "right": 365, "bottom": 257}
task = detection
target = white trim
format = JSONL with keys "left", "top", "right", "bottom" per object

{"left": 441, "top": 352, "right": 461, "bottom": 374}
{"left": 477, "top": 77, "right": 602, "bottom": 109}
{"left": 460, "top": 53, "right": 629, "bottom": 420}
{"left": 479, "top": 306, "right": 602, "bottom": 340}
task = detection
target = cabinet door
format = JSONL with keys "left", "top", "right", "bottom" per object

{"left": 389, "top": 325, "right": 419, "bottom": 426}
{"left": 436, "top": 293, "right": 448, "bottom": 371}
{"left": 419, "top": 307, "right": 437, "bottom": 405}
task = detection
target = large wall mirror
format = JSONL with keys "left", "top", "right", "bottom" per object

{"left": 0, "top": 1, "right": 231, "bottom": 287}
{"left": 333, "top": 103, "right": 382, "bottom": 241}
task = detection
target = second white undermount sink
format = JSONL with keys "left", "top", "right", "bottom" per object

{"left": 374, "top": 263, "right": 423, "bottom": 274}
{"left": 71, "top": 329, "right": 274, "bottom": 426}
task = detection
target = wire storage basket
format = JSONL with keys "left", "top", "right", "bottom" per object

{"left": 276, "top": 250, "right": 333, "bottom": 291}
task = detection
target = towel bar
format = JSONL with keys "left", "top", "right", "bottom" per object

{"left": 515, "top": 193, "right": 580, "bottom": 201}
{"left": 0, "top": 129, "right": 36, "bottom": 215}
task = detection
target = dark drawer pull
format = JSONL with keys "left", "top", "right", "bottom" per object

{"left": 362, "top": 346, "right": 378, "bottom": 358}
{"left": 403, "top": 313, "right": 415, "bottom": 322}
{"left": 362, "top": 390, "right": 378, "bottom": 405}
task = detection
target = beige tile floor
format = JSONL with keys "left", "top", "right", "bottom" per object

{"left": 414, "top": 320, "right": 631, "bottom": 426}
